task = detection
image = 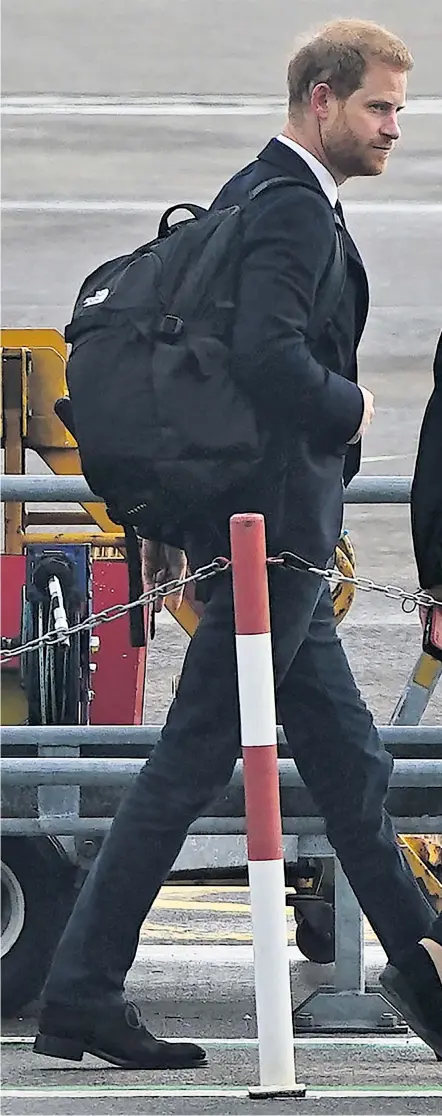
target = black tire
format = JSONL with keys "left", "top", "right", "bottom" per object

{"left": 295, "top": 917, "right": 335, "bottom": 964}
{"left": 1, "top": 837, "right": 77, "bottom": 1017}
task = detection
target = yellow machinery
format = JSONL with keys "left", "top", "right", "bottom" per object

{"left": 1, "top": 327, "right": 441, "bottom": 912}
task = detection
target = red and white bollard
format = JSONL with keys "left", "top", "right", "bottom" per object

{"left": 229, "top": 513, "right": 305, "bottom": 1098}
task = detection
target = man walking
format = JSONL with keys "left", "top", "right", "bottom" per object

{"left": 35, "top": 18, "right": 442, "bottom": 1067}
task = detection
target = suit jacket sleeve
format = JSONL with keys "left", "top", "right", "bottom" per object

{"left": 411, "top": 330, "right": 442, "bottom": 588}
{"left": 232, "top": 189, "right": 364, "bottom": 446}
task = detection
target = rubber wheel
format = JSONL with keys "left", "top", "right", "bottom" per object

{"left": 295, "top": 917, "right": 335, "bottom": 964}
{"left": 1, "top": 838, "right": 76, "bottom": 1017}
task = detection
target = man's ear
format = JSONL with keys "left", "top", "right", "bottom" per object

{"left": 310, "top": 82, "right": 335, "bottom": 119}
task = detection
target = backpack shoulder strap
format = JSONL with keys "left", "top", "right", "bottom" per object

{"left": 247, "top": 176, "right": 347, "bottom": 339}
{"left": 123, "top": 524, "right": 146, "bottom": 648}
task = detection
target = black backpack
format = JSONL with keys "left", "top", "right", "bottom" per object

{"left": 56, "top": 177, "right": 346, "bottom": 643}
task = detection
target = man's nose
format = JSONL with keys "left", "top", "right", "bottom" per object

{"left": 381, "top": 112, "right": 401, "bottom": 141}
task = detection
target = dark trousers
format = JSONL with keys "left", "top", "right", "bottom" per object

{"left": 43, "top": 569, "right": 438, "bottom": 1009}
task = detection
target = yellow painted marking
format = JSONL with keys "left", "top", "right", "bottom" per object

{"left": 142, "top": 886, "right": 378, "bottom": 943}
{"left": 413, "top": 652, "right": 441, "bottom": 688}
{"left": 153, "top": 897, "right": 377, "bottom": 939}
{"left": 163, "top": 886, "right": 250, "bottom": 893}
{"left": 141, "top": 925, "right": 275, "bottom": 942}
{"left": 155, "top": 898, "right": 255, "bottom": 914}
{"left": 142, "top": 926, "right": 378, "bottom": 944}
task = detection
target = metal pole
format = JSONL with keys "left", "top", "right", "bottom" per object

{"left": 0, "top": 474, "right": 412, "bottom": 504}
{"left": 390, "top": 653, "right": 442, "bottom": 726}
{"left": 230, "top": 512, "right": 304, "bottom": 1098}
{"left": 2, "top": 723, "right": 441, "bottom": 748}
{"left": 345, "top": 476, "right": 410, "bottom": 504}
{"left": 2, "top": 815, "right": 441, "bottom": 837}
{"left": 2, "top": 756, "right": 442, "bottom": 786}
{"left": 0, "top": 474, "right": 100, "bottom": 503}
{"left": 333, "top": 860, "right": 364, "bottom": 993}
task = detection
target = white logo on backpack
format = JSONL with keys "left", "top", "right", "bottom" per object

{"left": 83, "top": 287, "right": 110, "bottom": 307}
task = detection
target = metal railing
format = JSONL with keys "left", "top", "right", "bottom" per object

{"left": 1, "top": 471, "right": 441, "bottom": 1035}
{"left": 0, "top": 473, "right": 412, "bottom": 504}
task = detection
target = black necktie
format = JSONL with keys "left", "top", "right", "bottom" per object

{"left": 335, "top": 199, "right": 346, "bottom": 229}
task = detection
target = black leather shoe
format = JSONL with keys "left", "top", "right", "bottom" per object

{"left": 380, "top": 953, "right": 442, "bottom": 1060}
{"left": 33, "top": 1000, "right": 207, "bottom": 1069}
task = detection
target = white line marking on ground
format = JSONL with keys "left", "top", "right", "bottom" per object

{"left": 3, "top": 200, "right": 442, "bottom": 215}
{"left": 362, "top": 454, "right": 413, "bottom": 463}
{"left": 2, "top": 94, "right": 442, "bottom": 116}
{"left": 3, "top": 1087, "right": 442, "bottom": 1099}
{"left": 1, "top": 1035, "right": 426, "bottom": 1048}
{"left": 134, "top": 942, "right": 386, "bottom": 964}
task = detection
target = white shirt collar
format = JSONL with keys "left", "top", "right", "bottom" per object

{"left": 276, "top": 134, "right": 339, "bottom": 209}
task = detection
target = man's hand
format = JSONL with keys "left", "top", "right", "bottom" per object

{"left": 347, "top": 386, "right": 375, "bottom": 445}
{"left": 141, "top": 540, "right": 188, "bottom": 614}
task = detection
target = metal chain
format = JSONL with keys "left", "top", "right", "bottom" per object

{"left": 1, "top": 550, "right": 440, "bottom": 664}
{"left": 0, "top": 557, "right": 230, "bottom": 663}
{"left": 273, "top": 551, "right": 441, "bottom": 610}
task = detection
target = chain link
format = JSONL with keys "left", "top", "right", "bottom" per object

{"left": 1, "top": 550, "right": 440, "bottom": 664}
{"left": 0, "top": 557, "right": 230, "bottom": 663}
{"left": 276, "top": 551, "right": 441, "bottom": 610}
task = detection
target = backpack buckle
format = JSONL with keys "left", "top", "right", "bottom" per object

{"left": 158, "top": 315, "right": 184, "bottom": 342}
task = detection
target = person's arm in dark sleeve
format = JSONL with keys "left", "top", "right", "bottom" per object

{"left": 411, "top": 386, "right": 442, "bottom": 590}
{"left": 232, "top": 190, "right": 364, "bottom": 446}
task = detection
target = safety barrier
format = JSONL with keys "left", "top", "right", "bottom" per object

{"left": 3, "top": 752, "right": 442, "bottom": 787}
{"left": 1, "top": 473, "right": 442, "bottom": 1061}
{"left": 0, "top": 473, "right": 412, "bottom": 503}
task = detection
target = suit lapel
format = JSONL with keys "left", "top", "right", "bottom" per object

{"left": 257, "top": 139, "right": 366, "bottom": 275}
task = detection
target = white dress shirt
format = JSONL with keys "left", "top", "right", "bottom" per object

{"left": 276, "top": 134, "right": 339, "bottom": 209}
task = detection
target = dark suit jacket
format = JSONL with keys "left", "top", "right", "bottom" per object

{"left": 188, "top": 138, "right": 370, "bottom": 583}
{"left": 411, "top": 330, "right": 442, "bottom": 589}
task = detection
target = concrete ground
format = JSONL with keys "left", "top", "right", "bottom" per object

{"left": 2, "top": 914, "right": 442, "bottom": 1115}
{"left": 1, "top": 1, "right": 442, "bottom": 1113}
{"left": 2, "top": 1034, "right": 442, "bottom": 1115}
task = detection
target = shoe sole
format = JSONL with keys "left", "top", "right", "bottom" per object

{"left": 380, "top": 971, "right": 442, "bottom": 1060}
{"left": 33, "top": 1031, "right": 207, "bottom": 1069}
